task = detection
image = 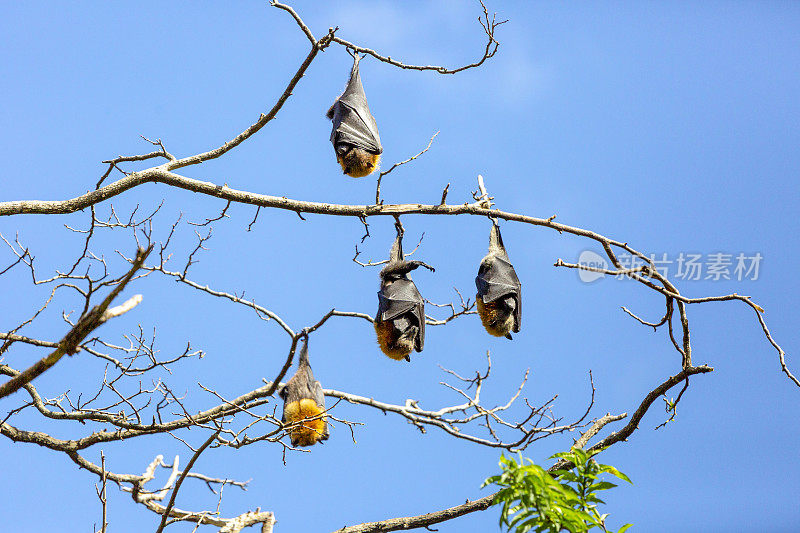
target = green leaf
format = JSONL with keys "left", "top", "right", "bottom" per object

{"left": 599, "top": 465, "right": 632, "bottom": 484}
{"left": 589, "top": 481, "right": 618, "bottom": 492}
{"left": 556, "top": 471, "right": 580, "bottom": 483}
{"left": 487, "top": 450, "right": 631, "bottom": 533}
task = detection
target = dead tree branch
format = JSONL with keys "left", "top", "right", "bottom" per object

{"left": 0, "top": 246, "right": 151, "bottom": 399}
{"left": 1, "top": 173, "right": 788, "bottom": 386}
{"left": 330, "top": 1, "right": 505, "bottom": 75}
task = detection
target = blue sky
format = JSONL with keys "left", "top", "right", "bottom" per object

{"left": 1, "top": 2, "right": 799, "bottom": 532}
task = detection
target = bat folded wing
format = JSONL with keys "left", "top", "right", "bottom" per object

{"left": 330, "top": 99, "right": 382, "bottom": 154}
{"left": 311, "top": 380, "right": 325, "bottom": 412}
{"left": 378, "top": 280, "right": 423, "bottom": 320}
{"left": 476, "top": 256, "right": 522, "bottom": 331}
{"left": 476, "top": 257, "right": 520, "bottom": 302}
{"left": 377, "top": 279, "right": 426, "bottom": 351}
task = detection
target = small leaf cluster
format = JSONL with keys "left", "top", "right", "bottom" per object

{"left": 483, "top": 448, "right": 633, "bottom": 533}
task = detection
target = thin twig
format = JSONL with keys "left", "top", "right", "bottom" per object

{"left": 155, "top": 430, "right": 221, "bottom": 533}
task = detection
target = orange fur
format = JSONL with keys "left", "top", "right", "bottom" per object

{"left": 337, "top": 148, "right": 380, "bottom": 178}
{"left": 284, "top": 398, "right": 326, "bottom": 447}
{"left": 374, "top": 318, "right": 413, "bottom": 360}
{"left": 476, "top": 297, "right": 515, "bottom": 338}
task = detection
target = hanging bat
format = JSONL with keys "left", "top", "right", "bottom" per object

{"left": 279, "top": 337, "right": 328, "bottom": 447}
{"left": 326, "top": 54, "right": 383, "bottom": 178}
{"left": 476, "top": 220, "right": 522, "bottom": 339}
{"left": 375, "top": 227, "right": 434, "bottom": 361}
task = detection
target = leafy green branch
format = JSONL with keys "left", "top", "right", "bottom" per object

{"left": 483, "top": 448, "right": 633, "bottom": 533}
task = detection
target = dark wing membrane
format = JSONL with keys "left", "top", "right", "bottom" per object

{"left": 279, "top": 384, "right": 288, "bottom": 423}
{"left": 377, "top": 279, "right": 425, "bottom": 351}
{"left": 329, "top": 61, "right": 382, "bottom": 154}
{"left": 414, "top": 297, "right": 425, "bottom": 351}
{"left": 330, "top": 102, "right": 382, "bottom": 154}
{"left": 311, "top": 379, "right": 329, "bottom": 439}
{"left": 311, "top": 378, "right": 325, "bottom": 410}
{"left": 512, "top": 293, "right": 522, "bottom": 333}
{"left": 476, "top": 257, "right": 520, "bottom": 302}
{"left": 476, "top": 256, "right": 522, "bottom": 330}
{"left": 378, "top": 279, "right": 423, "bottom": 321}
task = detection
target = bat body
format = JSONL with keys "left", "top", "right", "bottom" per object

{"left": 375, "top": 230, "right": 433, "bottom": 361}
{"left": 327, "top": 55, "right": 382, "bottom": 177}
{"left": 375, "top": 279, "right": 424, "bottom": 360}
{"left": 476, "top": 222, "right": 522, "bottom": 339}
{"left": 279, "top": 339, "right": 328, "bottom": 447}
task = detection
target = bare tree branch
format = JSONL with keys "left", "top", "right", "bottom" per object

{"left": 2, "top": 173, "right": 788, "bottom": 385}
{"left": 551, "top": 364, "right": 714, "bottom": 472}
{"left": 330, "top": 1, "right": 506, "bottom": 75}
{"left": 333, "top": 494, "right": 496, "bottom": 533}
{"left": 0, "top": 246, "right": 151, "bottom": 399}
{"left": 164, "top": 23, "right": 336, "bottom": 171}
{"left": 0, "top": 1, "right": 792, "bottom": 531}
{"left": 155, "top": 430, "right": 221, "bottom": 533}
{"left": 376, "top": 131, "right": 439, "bottom": 204}
{"left": 334, "top": 364, "right": 713, "bottom": 533}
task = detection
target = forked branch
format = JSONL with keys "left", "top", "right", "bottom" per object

{"left": 0, "top": 246, "right": 151, "bottom": 399}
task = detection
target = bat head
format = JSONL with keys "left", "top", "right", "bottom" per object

{"left": 337, "top": 145, "right": 381, "bottom": 177}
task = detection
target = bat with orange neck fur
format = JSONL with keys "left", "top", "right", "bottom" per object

{"left": 374, "top": 225, "right": 434, "bottom": 361}
{"left": 279, "top": 337, "right": 328, "bottom": 447}
{"left": 476, "top": 220, "right": 522, "bottom": 339}
{"left": 327, "top": 54, "right": 383, "bottom": 177}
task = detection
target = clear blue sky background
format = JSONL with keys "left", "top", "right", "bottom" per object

{"left": 1, "top": 2, "right": 798, "bottom": 532}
